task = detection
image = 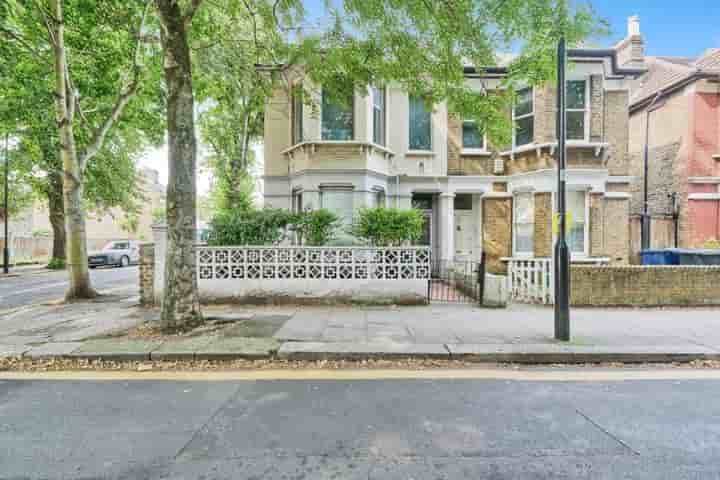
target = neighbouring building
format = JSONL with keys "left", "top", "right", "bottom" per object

{"left": 628, "top": 38, "right": 720, "bottom": 255}
{"left": 261, "top": 18, "right": 645, "bottom": 273}
{"left": 4, "top": 167, "right": 165, "bottom": 260}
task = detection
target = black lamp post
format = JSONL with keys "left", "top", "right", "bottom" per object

{"left": 554, "top": 37, "right": 570, "bottom": 341}
{"left": 3, "top": 132, "right": 9, "bottom": 275}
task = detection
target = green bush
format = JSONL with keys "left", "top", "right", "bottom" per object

{"left": 295, "top": 209, "right": 340, "bottom": 246}
{"left": 351, "top": 207, "right": 425, "bottom": 246}
{"left": 47, "top": 257, "right": 66, "bottom": 270}
{"left": 703, "top": 238, "right": 720, "bottom": 249}
{"left": 206, "top": 208, "right": 295, "bottom": 246}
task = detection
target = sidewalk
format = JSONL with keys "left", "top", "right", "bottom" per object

{"left": 0, "top": 263, "right": 52, "bottom": 278}
{"left": 3, "top": 301, "right": 720, "bottom": 364}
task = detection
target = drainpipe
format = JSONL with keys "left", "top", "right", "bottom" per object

{"left": 642, "top": 91, "right": 663, "bottom": 250}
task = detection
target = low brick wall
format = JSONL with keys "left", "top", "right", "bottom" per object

{"left": 139, "top": 243, "right": 155, "bottom": 306}
{"left": 571, "top": 266, "right": 720, "bottom": 306}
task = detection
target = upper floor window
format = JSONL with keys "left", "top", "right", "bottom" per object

{"left": 566, "top": 80, "right": 588, "bottom": 141}
{"left": 321, "top": 90, "right": 354, "bottom": 141}
{"left": 513, "top": 88, "right": 534, "bottom": 147}
{"left": 372, "top": 87, "right": 386, "bottom": 146}
{"left": 513, "top": 191, "right": 534, "bottom": 255}
{"left": 462, "top": 120, "right": 485, "bottom": 150}
{"left": 291, "top": 86, "right": 303, "bottom": 145}
{"left": 409, "top": 95, "right": 432, "bottom": 151}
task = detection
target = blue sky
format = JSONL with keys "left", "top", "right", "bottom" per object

{"left": 302, "top": 0, "right": 720, "bottom": 58}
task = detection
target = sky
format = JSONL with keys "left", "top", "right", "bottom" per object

{"left": 139, "top": 1, "right": 719, "bottom": 193}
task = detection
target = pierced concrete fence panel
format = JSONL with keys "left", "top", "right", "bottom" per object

{"left": 149, "top": 225, "right": 431, "bottom": 305}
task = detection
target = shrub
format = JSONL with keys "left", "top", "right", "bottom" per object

{"left": 206, "top": 208, "right": 295, "bottom": 246}
{"left": 295, "top": 209, "right": 340, "bottom": 246}
{"left": 351, "top": 207, "right": 425, "bottom": 246}
{"left": 47, "top": 257, "right": 66, "bottom": 270}
{"left": 703, "top": 238, "right": 720, "bottom": 249}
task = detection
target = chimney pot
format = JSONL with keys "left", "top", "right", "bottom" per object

{"left": 628, "top": 15, "right": 640, "bottom": 36}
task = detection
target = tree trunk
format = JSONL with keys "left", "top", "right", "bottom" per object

{"left": 47, "top": 171, "right": 66, "bottom": 261}
{"left": 156, "top": 0, "right": 202, "bottom": 330}
{"left": 49, "top": 0, "right": 96, "bottom": 299}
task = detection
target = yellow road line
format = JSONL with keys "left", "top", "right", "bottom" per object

{"left": 2, "top": 368, "right": 720, "bottom": 382}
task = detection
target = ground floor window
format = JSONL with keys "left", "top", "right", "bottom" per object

{"left": 513, "top": 192, "right": 534, "bottom": 255}
{"left": 320, "top": 188, "right": 355, "bottom": 227}
{"left": 567, "top": 190, "right": 587, "bottom": 254}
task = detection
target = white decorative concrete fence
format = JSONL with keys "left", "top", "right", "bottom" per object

{"left": 151, "top": 225, "right": 431, "bottom": 305}
{"left": 507, "top": 258, "right": 554, "bottom": 304}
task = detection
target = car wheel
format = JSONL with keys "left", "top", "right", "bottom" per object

{"left": 120, "top": 256, "right": 130, "bottom": 268}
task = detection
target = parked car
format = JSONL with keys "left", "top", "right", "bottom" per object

{"left": 88, "top": 241, "right": 141, "bottom": 268}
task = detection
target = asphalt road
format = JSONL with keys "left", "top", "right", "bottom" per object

{"left": 1, "top": 371, "right": 720, "bottom": 479}
{"left": 0, "top": 266, "right": 138, "bottom": 311}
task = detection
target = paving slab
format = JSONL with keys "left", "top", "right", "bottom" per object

{"left": 194, "top": 337, "right": 280, "bottom": 360}
{"left": 69, "top": 338, "right": 163, "bottom": 361}
{"left": 278, "top": 341, "right": 450, "bottom": 360}
{"left": 25, "top": 342, "right": 82, "bottom": 359}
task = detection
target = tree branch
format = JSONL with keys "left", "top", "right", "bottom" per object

{"left": 79, "top": 1, "right": 151, "bottom": 169}
{"left": 183, "top": 0, "right": 203, "bottom": 27}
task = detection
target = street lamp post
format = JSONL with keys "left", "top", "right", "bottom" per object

{"left": 3, "top": 132, "right": 9, "bottom": 274}
{"left": 554, "top": 37, "right": 570, "bottom": 341}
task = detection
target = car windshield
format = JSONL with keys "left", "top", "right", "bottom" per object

{"left": 103, "top": 242, "right": 129, "bottom": 251}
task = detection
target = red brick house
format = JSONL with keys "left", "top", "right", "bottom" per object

{"left": 629, "top": 33, "right": 720, "bottom": 254}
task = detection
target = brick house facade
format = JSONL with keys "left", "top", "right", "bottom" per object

{"left": 261, "top": 19, "right": 645, "bottom": 274}
{"left": 628, "top": 30, "right": 720, "bottom": 256}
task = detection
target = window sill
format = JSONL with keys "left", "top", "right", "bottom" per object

{"left": 406, "top": 150, "right": 436, "bottom": 156}
{"left": 499, "top": 141, "right": 610, "bottom": 158}
{"left": 713, "top": 154, "right": 720, "bottom": 160}
{"left": 461, "top": 149, "right": 492, "bottom": 156}
{"left": 281, "top": 140, "right": 395, "bottom": 157}
{"left": 501, "top": 256, "right": 610, "bottom": 264}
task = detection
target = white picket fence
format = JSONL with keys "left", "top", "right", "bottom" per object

{"left": 507, "top": 258, "right": 554, "bottom": 304}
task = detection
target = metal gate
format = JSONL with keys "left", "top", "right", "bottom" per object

{"left": 427, "top": 253, "right": 485, "bottom": 304}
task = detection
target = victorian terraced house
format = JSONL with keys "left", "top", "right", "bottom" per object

{"left": 261, "top": 17, "right": 646, "bottom": 275}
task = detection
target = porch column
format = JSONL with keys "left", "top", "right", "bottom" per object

{"left": 438, "top": 193, "right": 455, "bottom": 263}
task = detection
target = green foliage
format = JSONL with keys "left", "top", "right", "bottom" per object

{"left": 152, "top": 207, "right": 166, "bottom": 225}
{"left": 298, "top": 0, "right": 603, "bottom": 147}
{"left": 32, "top": 229, "right": 51, "bottom": 238}
{"left": 46, "top": 257, "right": 66, "bottom": 270}
{"left": 295, "top": 209, "right": 340, "bottom": 246}
{"left": 703, "top": 238, "right": 720, "bottom": 249}
{"left": 351, "top": 208, "right": 425, "bottom": 247}
{"left": 206, "top": 208, "right": 296, "bottom": 246}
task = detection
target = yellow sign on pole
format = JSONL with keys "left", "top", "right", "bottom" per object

{"left": 552, "top": 212, "right": 572, "bottom": 236}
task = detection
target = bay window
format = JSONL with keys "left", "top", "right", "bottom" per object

{"left": 409, "top": 95, "right": 432, "bottom": 151}
{"left": 372, "top": 87, "right": 386, "bottom": 146}
{"left": 566, "top": 80, "right": 588, "bottom": 141}
{"left": 513, "top": 192, "right": 534, "bottom": 255}
{"left": 513, "top": 88, "right": 534, "bottom": 147}
{"left": 320, "top": 187, "right": 354, "bottom": 227}
{"left": 321, "top": 90, "right": 354, "bottom": 140}
{"left": 462, "top": 120, "right": 485, "bottom": 150}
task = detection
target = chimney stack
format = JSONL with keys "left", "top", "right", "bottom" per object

{"left": 616, "top": 15, "right": 645, "bottom": 68}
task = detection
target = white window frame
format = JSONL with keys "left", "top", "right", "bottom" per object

{"left": 551, "top": 189, "right": 590, "bottom": 259}
{"left": 512, "top": 190, "right": 535, "bottom": 258}
{"left": 371, "top": 86, "right": 386, "bottom": 146}
{"left": 408, "top": 95, "right": 433, "bottom": 153}
{"left": 566, "top": 79, "right": 590, "bottom": 143}
{"left": 512, "top": 87, "right": 534, "bottom": 149}
{"left": 291, "top": 84, "right": 303, "bottom": 146}
{"left": 461, "top": 119, "right": 488, "bottom": 154}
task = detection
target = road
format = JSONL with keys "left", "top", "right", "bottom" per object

{"left": 1, "top": 369, "right": 720, "bottom": 479}
{"left": 0, "top": 266, "right": 138, "bottom": 311}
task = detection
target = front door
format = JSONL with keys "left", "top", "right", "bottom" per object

{"left": 454, "top": 211, "right": 474, "bottom": 261}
